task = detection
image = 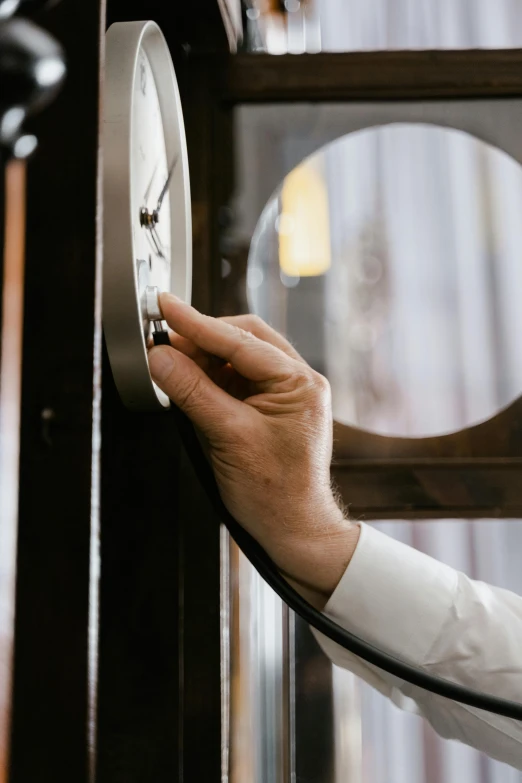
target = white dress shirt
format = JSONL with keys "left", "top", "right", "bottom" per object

{"left": 312, "top": 522, "right": 522, "bottom": 769}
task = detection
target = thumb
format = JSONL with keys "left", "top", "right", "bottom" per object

{"left": 148, "top": 345, "right": 242, "bottom": 437}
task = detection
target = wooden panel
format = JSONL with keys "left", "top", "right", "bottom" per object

{"left": 0, "top": 160, "right": 26, "bottom": 783}
{"left": 175, "top": 42, "right": 235, "bottom": 783}
{"left": 175, "top": 449, "right": 223, "bottom": 782}
{"left": 9, "top": 2, "right": 104, "bottom": 781}
{"left": 97, "top": 362, "right": 182, "bottom": 783}
{"left": 333, "top": 396, "right": 522, "bottom": 461}
{"left": 178, "top": 54, "right": 216, "bottom": 315}
{"left": 222, "top": 50, "right": 522, "bottom": 103}
{"left": 332, "top": 465, "right": 522, "bottom": 519}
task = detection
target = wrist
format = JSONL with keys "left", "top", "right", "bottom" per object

{"left": 269, "top": 506, "right": 360, "bottom": 602}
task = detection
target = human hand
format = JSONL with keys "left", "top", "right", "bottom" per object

{"left": 148, "top": 294, "right": 360, "bottom": 603}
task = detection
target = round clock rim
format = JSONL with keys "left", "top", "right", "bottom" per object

{"left": 103, "top": 19, "right": 192, "bottom": 412}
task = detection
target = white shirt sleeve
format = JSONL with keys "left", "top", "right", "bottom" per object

{"left": 311, "top": 522, "right": 522, "bottom": 769}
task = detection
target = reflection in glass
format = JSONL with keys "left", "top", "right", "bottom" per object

{"left": 227, "top": 518, "right": 522, "bottom": 783}
{"left": 229, "top": 542, "right": 288, "bottom": 783}
{"left": 226, "top": 119, "right": 522, "bottom": 783}
{"left": 248, "top": 124, "right": 522, "bottom": 438}
{"left": 279, "top": 157, "right": 331, "bottom": 278}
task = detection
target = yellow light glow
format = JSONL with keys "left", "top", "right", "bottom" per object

{"left": 279, "top": 159, "right": 331, "bottom": 277}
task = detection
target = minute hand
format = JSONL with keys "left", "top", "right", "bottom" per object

{"left": 154, "top": 155, "right": 178, "bottom": 218}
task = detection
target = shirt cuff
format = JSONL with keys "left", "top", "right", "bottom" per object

{"left": 313, "top": 522, "right": 459, "bottom": 671}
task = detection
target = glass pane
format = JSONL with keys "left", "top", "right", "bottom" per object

{"left": 229, "top": 541, "right": 289, "bottom": 783}
{"left": 246, "top": 0, "right": 522, "bottom": 53}
{"left": 228, "top": 518, "right": 522, "bottom": 783}
{"left": 224, "top": 104, "right": 522, "bottom": 783}
{"left": 318, "top": 0, "right": 522, "bottom": 52}
{"left": 247, "top": 124, "right": 522, "bottom": 438}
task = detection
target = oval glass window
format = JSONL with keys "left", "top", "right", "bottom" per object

{"left": 247, "top": 124, "right": 522, "bottom": 438}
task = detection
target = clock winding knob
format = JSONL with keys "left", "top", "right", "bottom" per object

{"left": 144, "top": 285, "right": 166, "bottom": 335}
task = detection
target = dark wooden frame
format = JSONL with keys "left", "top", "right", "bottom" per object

{"left": 223, "top": 50, "right": 522, "bottom": 102}
{"left": 192, "top": 49, "right": 522, "bottom": 520}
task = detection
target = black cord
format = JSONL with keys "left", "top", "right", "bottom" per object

{"left": 153, "top": 329, "right": 522, "bottom": 720}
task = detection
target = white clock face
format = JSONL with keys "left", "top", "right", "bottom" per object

{"left": 103, "top": 20, "right": 192, "bottom": 411}
{"left": 131, "top": 48, "right": 171, "bottom": 315}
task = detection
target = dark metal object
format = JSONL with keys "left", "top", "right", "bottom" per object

{"left": 140, "top": 211, "right": 164, "bottom": 257}
{"left": 1, "top": 0, "right": 63, "bottom": 16}
{"left": 140, "top": 208, "right": 166, "bottom": 259}
{"left": 0, "top": 17, "right": 65, "bottom": 156}
{"left": 0, "top": 0, "right": 20, "bottom": 20}
{"left": 140, "top": 205, "right": 158, "bottom": 227}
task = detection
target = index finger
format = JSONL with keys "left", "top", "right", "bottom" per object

{"left": 159, "top": 293, "right": 295, "bottom": 382}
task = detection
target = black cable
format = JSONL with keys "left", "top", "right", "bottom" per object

{"left": 153, "top": 329, "right": 522, "bottom": 720}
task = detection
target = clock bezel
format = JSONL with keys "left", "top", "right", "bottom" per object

{"left": 103, "top": 20, "right": 192, "bottom": 411}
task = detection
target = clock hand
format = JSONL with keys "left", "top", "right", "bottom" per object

{"left": 143, "top": 159, "right": 159, "bottom": 203}
{"left": 155, "top": 155, "right": 178, "bottom": 216}
{"left": 145, "top": 225, "right": 164, "bottom": 259}
{"left": 151, "top": 225, "right": 165, "bottom": 258}
{"left": 140, "top": 156, "right": 178, "bottom": 231}
{"left": 147, "top": 224, "right": 169, "bottom": 260}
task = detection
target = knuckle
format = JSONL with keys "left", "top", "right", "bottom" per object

{"left": 298, "top": 370, "right": 331, "bottom": 408}
{"left": 231, "top": 325, "right": 256, "bottom": 351}
{"left": 246, "top": 313, "right": 265, "bottom": 330}
{"left": 277, "top": 366, "right": 316, "bottom": 396}
{"left": 292, "top": 367, "right": 314, "bottom": 388}
{"left": 236, "top": 324, "right": 255, "bottom": 340}
{"left": 220, "top": 324, "right": 258, "bottom": 366}
{"left": 313, "top": 371, "right": 331, "bottom": 396}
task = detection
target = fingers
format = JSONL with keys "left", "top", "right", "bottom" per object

{"left": 220, "top": 315, "right": 305, "bottom": 364}
{"left": 159, "top": 293, "right": 295, "bottom": 383}
{"left": 148, "top": 344, "right": 243, "bottom": 437}
{"left": 168, "top": 331, "right": 214, "bottom": 368}
{"left": 166, "top": 314, "right": 304, "bottom": 372}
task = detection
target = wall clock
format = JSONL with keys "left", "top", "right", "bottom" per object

{"left": 103, "top": 20, "right": 191, "bottom": 411}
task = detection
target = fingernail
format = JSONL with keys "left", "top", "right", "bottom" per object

{"left": 148, "top": 347, "right": 175, "bottom": 381}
